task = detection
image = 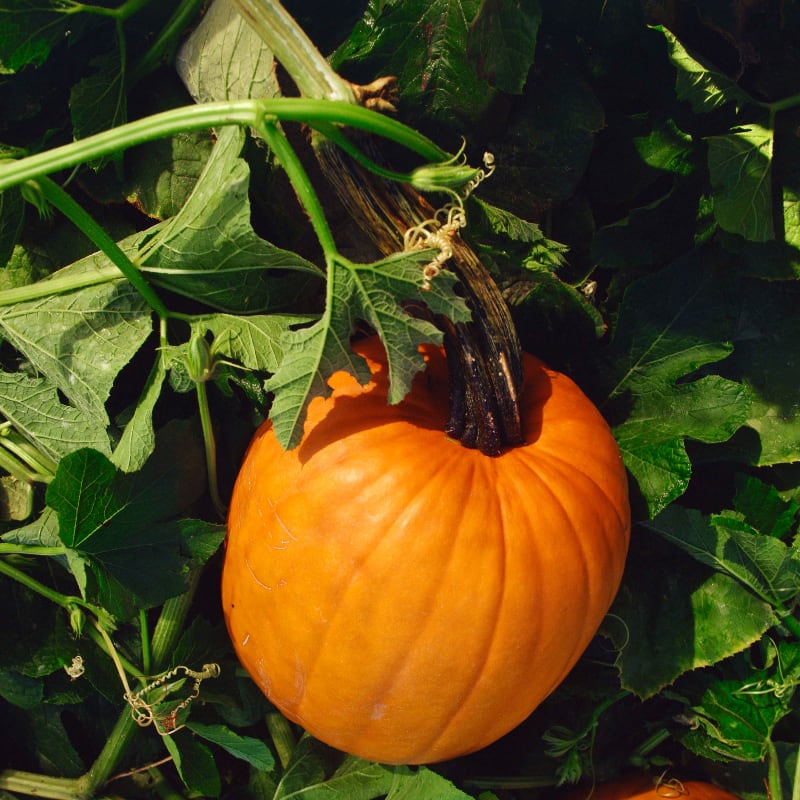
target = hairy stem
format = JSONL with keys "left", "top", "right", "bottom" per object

{"left": 0, "top": 99, "right": 446, "bottom": 193}
{"left": 232, "top": 0, "right": 355, "bottom": 103}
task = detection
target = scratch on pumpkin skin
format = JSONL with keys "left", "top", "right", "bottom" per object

{"left": 245, "top": 555, "right": 276, "bottom": 591}
{"left": 267, "top": 495, "right": 298, "bottom": 550}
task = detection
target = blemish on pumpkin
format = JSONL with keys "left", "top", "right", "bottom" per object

{"left": 370, "top": 703, "right": 387, "bottom": 720}
{"left": 242, "top": 633, "right": 251, "bottom": 647}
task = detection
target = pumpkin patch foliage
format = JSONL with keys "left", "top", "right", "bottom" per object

{"left": 0, "top": 0, "right": 799, "bottom": 799}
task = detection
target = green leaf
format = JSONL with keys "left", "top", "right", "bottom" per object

{"left": 265, "top": 251, "right": 470, "bottom": 449}
{"left": 111, "top": 356, "right": 168, "bottom": 473}
{"left": 0, "top": 670, "right": 42, "bottom": 709}
{"left": 732, "top": 473, "right": 799, "bottom": 539}
{"left": 332, "top": 0, "right": 496, "bottom": 125}
{"left": 175, "top": 0, "right": 281, "bottom": 103}
{"left": 681, "top": 678, "right": 793, "bottom": 762}
{"left": 69, "top": 47, "right": 127, "bottom": 157}
{"left": 46, "top": 423, "right": 207, "bottom": 619}
{"left": 187, "top": 721, "right": 275, "bottom": 772}
{"left": 194, "top": 313, "right": 313, "bottom": 373}
{"left": 646, "top": 505, "right": 800, "bottom": 609}
{"left": 164, "top": 729, "right": 221, "bottom": 798}
{"left": 143, "top": 126, "right": 322, "bottom": 313}
{"left": 604, "top": 252, "right": 751, "bottom": 516}
{"left": 0, "top": 1, "right": 84, "bottom": 73}
{"left": 465, "top": 0, "right": 541, "bottom": 94}
{"left": 0, "top": 371, "right": 112, "bottom": 460}
{"left": 658, "top": 26, "right": 754, "bottom": 115}
{"left": 605, "top": 532, "right": 774, "bottom": 698}
{"left": 0, "top": 187, "right": 24, "bottom": 269}
{"left": 477, "top": 70, "right": 604, "bottom": 217}
{"left": 719, "top": 279, "right": 800, "bottom": 465}
{"left": 0, "top": 280, "right": 153, "bottom": 426}
{"left": 708, "top": 125, "right": 774, "bottom": 242}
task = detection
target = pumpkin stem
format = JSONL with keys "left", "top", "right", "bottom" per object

{"left": 313, "top": 112, "right": 525, "bottom": 456}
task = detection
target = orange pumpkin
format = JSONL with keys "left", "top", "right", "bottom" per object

{"left": 222, "top": 336, "right": 630, "bottom": 764}
{"left": 563, "top": 776, "right": 740, "bottom": 800}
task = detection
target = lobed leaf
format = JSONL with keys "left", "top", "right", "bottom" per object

{"left": 332, "top": 0, "right": 496, "bottom": 125}
{"left": 45, "top": 423, "right": 217, "bottom": 620}
{"left": 142, "top": 126, "right": 322, "bottom": 313}
{"left": 606, "top": 532, "right": 774, "bottom": 699}
{"left": 708, "top": 125, "right": 775, "bottom": 242}
{"left": 0, "top": 371, "right": 113, "bottom": 460}
{"left": 265, "top": 251, "right": 470, "bottom": 450}
{"left": 0, "top": 280, "right": 153, "bottom": 426}
{"left": 658, "top": 27, "right": 754, "bottom": 115}
{"left": 176, "top": 0, "right": 281, "bottom": 103}
{"left": 645, "top": 505, "right": 800, "bottom": 609}
{"left": 604, "top": 253, "right": 751, "bottom": 516}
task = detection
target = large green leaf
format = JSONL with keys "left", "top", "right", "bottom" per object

{"left": 658, "top": 27, "right": 754, "bottom": 115}
{"left": 46, "top": 424, "right": 223, "bottom": 620}
{"left": 605, "top": 532, "right": 774, "bottom": 699}
{"left": 708, "top": 125, "right": 774, "bottom": 242}
{"left": 175, "top": 0, "right": 281, "bottom": 103}
{"left": 646, "top": 505, "right": 800, "bottom": 609}
{"left": 719, "top": 279, "right": 800, "bottom": 465}
{"left": 142, "top": 126, "right": 322, "bottom": 313}
{"left": 265, "top": 251, "right": 470, "bottom": 449}
{"left": 332, "top": 0, "right": 496, "bottom": 125}
{"left": 0, "top": 280, "right": 153, "bottom": 425}
{"left": 0, "top": 371, "right": 113, "bottom": 460}
{"left": 465, "top": 0, "right": 540, "bottom": 94}
{"left": 603, "top": 252, "right": 751, "bottom": 517}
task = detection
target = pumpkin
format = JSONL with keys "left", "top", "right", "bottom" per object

{"left": 562, "top": 775, "right": 740, "bottom": 800}
{"left": 221, "top": 336, "right": 630, "bottom": 764}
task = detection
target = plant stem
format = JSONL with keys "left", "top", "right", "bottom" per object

{"left": 35, "top": 177, "right": 169, "bottom": 320}
{"left": 0, "top": 100, "right": 447, "bottom": 193}
{"left": 0, "top": 265, "right": 122, "bottom": 306}
{"left": 140, "top": 609, "right": 153, "bottom": 676}
{"left": 195, "top": 380, "right": 226, "bottom": 519}
{"left": 0, "top": 556, "right": 82, "bottom": 610}
{"left": 258, "top": 121, "right": 338, "bottom": 261}
{"left": 0, "top": 544, "right": 65, "bottom": 556}
{"left": 232, "top": 0, "right": 355, "bottom": 103}
{"left": 128, "top": 0, "right": 207, "bottom": 83}
{"left": 0, "top": 771, "right": 83, "bottom": 800}
{"left": 76, "top": 572, "right": 203, "bottom": 797}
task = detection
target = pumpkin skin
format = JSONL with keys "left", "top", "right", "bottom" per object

{"left": 562, "top": 776, "right": 740, "bottom": 800}
{"left": 222, "top": 336, "right": 630, "bottom": 764}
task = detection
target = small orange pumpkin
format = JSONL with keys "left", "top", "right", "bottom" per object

{"left": 562, "top": 776, "right": 740, "bottom": 800}
{"left": 222, "top": 337, "right": 630, "bottom": 764}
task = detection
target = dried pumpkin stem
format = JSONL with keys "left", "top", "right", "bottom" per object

{"left": 315, "top": 135, "right": 524, "bottom": 455}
